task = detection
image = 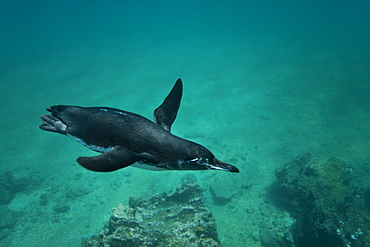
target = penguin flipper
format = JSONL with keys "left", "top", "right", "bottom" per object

{"left": 77, "top": 146, "right": 140, "bottom": 172}
{"left": 154, "top": 78, "right": 183, "bottom": 132}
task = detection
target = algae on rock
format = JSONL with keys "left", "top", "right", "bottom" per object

{"left": 271, "top": 153, "right": 370, "bottom": 247}
{"left": 84, "top": 182, "right": 221, "bottom": 247}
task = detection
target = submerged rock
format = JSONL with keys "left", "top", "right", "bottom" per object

{"left": 83, "top": 182, "right": 220, "bottom": 247}
{"left": 271, "top": 153, "right": 370, "bottom": 247}
{"left": 0, "top": 205, "right": 17, "bottom": 240}
{"left": 209, "top": 175, "right": 238, "bottom": 205}
{"left": 52, "top": 203, "right": 70, "bottom": 213}
{"left": 0, "top": 171, "right": 29, "bottom": 205}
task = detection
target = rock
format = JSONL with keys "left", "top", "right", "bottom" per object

{"left": 260, "top": 229, "right": 278, "bottom": 246}
{"left": 52, "top": 203, "right": 70, "bottom": 213}
{"left": 209, "top": 175, "right": 238, "bottom": 205}
{"left": 0, "top": 171, "right": 36, "bottom": 205}
{"left": 39, "top": 193, "right": 48, "bottom": 206}
{"left": 0, "top": 206, "right": 17, "bottom": 230}
{"left": 74, "top": 173, "right": 83, "bottom": 180}
{"left": 251, "top": 230, "right": 261, "bottom": 242}
{"left": 66, "top": 185, "right": 93, "bottom": 199}
{"left": 0, "top": 205, "right": 17, "bottom": 240}
{"left": 0, "top": 229, "right": 12, "bottom": 241}
{"left": 271, "top": 153, "right": 370, "bottom": 247}
{"left": 0, "top": 172, "right": 23, "bottom": 204}
{"left": 83, "top": 182, "right": 221, "bottom": 247}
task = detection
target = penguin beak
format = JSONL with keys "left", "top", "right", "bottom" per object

{"left": 211, "top": 158, "right": 239, "bottom": 173}
{"left": 183, "top": 157, "right": 239, "bottom": 172}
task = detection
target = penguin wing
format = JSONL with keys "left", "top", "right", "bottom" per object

{"left": 154, "top": 78, "right": 183, "bottom": 132}
{"left": 77, "top": 146, "right": 140, "bottom": 172}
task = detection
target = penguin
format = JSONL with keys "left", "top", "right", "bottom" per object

{"left": 39, "top": 78, "right": 239, "bottom": 173}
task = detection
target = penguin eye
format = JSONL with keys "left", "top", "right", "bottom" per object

{"left": 187, "top": 157, "right": 210, "bottom": 167}
{"left": 197, "top": 158, "right": 209, "bottom": 165}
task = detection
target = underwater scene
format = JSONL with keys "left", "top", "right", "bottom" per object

{"left": 1, "top": 0, "right": 369, "bottom": 246}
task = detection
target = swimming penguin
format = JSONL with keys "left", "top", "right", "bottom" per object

{"left": 39, "top": 78, "right": 239, "bottom": 173}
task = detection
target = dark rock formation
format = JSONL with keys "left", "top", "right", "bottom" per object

{"left": 52, "top": 203, "right": 70, "bottom": 213}
{"left": 83, "top": 182, "right": 220, "bottom": 247}
{"left": 0, "top": 171, "right": 29, "bottom": 204}
{"left": 0, "top": 205, "right": 17, "bottom": 240}
{"left": 270, "top": 153, "right": 370, "bottom": 247}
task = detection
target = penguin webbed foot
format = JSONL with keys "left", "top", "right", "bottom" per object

{"left": 39, "top": 115, "right": 67, "bottom": 134}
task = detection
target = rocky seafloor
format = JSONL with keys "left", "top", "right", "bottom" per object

{"left": 83, "top": 153, "right": 370, "bottom": 247}
{"left": 83, "top": 181, "right": 221, "bottom": 247}
{"left": 4, "top": 153, "right": 370, "bottom": 247}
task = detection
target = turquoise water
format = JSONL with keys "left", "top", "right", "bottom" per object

{"left": 1, "top": 0, "right": 369, "bottom": 246}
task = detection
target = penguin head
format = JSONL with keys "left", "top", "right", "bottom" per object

{"left": 181, "top": 146, "right": 239, "bottom": 173}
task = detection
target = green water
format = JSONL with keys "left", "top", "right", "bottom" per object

{"left": 1, "top": 0, "right": 369, "bottom": 246}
